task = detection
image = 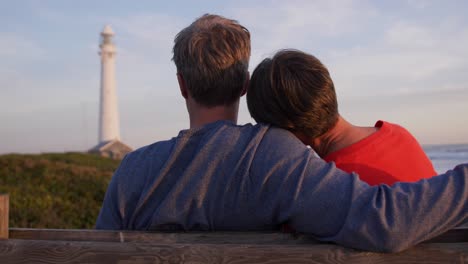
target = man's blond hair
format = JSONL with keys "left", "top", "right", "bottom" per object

{"left": 172, "top": 14, "right": 251, "bottom": 106}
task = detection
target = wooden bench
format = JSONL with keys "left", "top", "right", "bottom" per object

{"left": 1, "top": 195, "right": 467, "bottom": 263}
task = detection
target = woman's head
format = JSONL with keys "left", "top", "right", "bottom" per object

{"left": 247, "top": 49, "right": 339, "bottom": 139}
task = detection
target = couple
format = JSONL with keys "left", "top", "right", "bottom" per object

{"left": 96, "top": 14, "right": 467, "bottom": 252}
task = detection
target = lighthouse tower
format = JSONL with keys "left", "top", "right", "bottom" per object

{"left": 99, "top": 25, "right": 120, "bottom": 142}
{"left": 90, "top": 25, "right": 132, "bottom": 159}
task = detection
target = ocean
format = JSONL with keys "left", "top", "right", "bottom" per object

{"left": 423, "top": 144, "right": 468, "bottom": 174}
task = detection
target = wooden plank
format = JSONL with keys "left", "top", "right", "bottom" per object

{"left": 10, "top": 226, "right": 468, "bottom": 244}
{"left": 10, "top": 228, "right": 121, "bottom": 242}
{"left": 0, "top": 194, "right": 8, "bottom": 239}
{"left": 0, "top": 239, "right": 466, "bottom": 264}
{"left": 9, "top": 229, "right": 321, "bottom": 244}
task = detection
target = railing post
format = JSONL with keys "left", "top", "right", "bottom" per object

{"left": 0, "top": 194, "right": 9, "bottom": 239}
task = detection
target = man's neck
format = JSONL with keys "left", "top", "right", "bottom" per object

{"left": 311, "top": 116, "right": 378, "bottom": 158}
{"left": 187, "top": 99, "right": 240, "bottom": 129}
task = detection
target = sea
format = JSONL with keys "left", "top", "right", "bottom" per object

{"left": 423, "top": 144, "right": 468, "bottom": 174}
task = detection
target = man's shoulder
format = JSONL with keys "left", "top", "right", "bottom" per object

{"left": 224, "top": 122, "right": 305, "bottom": 151}
{"left": 110, "top": 138, "right": 178, "bottom": 188}
{"left": 121, "top": 122, "right": 267, "bottom": 162}
{"left": 255, "top": 123, "right": 306, "bottom": 147}
{"left": 124, "top": 138, "right": 177, "bottom": 163}
{"left": 119, "top": 122, "right": 305, "bottom": 172}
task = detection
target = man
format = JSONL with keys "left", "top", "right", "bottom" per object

{"left": 96, "top": 14, "right": 468, "bottom": 252}
{"left": 247, "top": 49, "right": 436, "bottom": 186}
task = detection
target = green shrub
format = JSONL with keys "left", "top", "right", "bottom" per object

{"left": 0, "top": 152, "right": 121, "bottom": 229}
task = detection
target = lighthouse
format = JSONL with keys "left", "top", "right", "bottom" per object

{"left": 90, "top": 25, "right": 132, "bottom": 159}
{"left": 99, "top": 25, "right": 120, "bottom": 142}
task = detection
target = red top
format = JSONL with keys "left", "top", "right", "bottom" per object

{"left": 323, "top": 120, "right": 436, "bottom": 186}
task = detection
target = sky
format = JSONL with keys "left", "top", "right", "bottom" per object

{"left": 1, "top": 0, "right": 468, "bottom": 154}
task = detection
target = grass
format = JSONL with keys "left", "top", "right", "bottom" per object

{"left": 0, "top": 152, "right": 121, "bottom": 229}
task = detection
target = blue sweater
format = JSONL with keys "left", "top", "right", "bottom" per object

{"left": 96, "top": 121, "right": 468, "bottom": 252}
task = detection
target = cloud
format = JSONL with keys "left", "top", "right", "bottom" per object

{"left": 0, "top": 33, "right": 44, "bottom": 60}
{"left": 0, "top": 33, "right": 51, "bottom": 114}
{"left": 112, "top": 14, "right": 187, "bottom": 48}
{"left": 232, "top": 0, "right": 377, "bottom": 36}
{"left": 406, "top": 0, "right": 431, "bottom": 9}
{"left": 228, "top": 0, "right": 378, "bottom": 66}
{"left": 222, "top": 1, "right": 468, "bottom": 98}
{"left": 384, "top": 22, "right": 436, "bottom": 49}
{"left": 327, "top": 19, "right": 468, "bottom": 97}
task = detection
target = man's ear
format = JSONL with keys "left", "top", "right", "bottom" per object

{"left": 240, "top": 73, "right": 250, "bottom": 97}
{"left": 177, "top": 73, "right": 188, "bottom": 99}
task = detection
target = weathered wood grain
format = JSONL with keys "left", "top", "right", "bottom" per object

{"left": 10, "top": 227, "right": 468, "bottom": 244}
{"left": 0, "top": 194, "right": 8, "bottom": 239}
{"left": 9, "top": 228, "right": 323, "bottom": 244}
{"left": 3, "top": 228, "right": 468, "bottom": 263}
{"left": 0, "top": 239, "right": 466, "bottom": 264}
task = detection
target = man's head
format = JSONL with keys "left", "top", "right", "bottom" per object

{"left": 247, "top": 49, "right": 338, "bottom": 139}
{"left": 172, "top": 14, "right": 251, "bottom": 107}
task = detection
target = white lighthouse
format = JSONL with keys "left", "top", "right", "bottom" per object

{"left": 90, "top": 25, "right": 132, "bottom": 159}
{"left": 99, "top": 25, "right": 120, "bottom": 142}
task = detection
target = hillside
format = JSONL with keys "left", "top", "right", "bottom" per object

{"left": 0, "top": 153, "right": 121, "bottom": 229}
